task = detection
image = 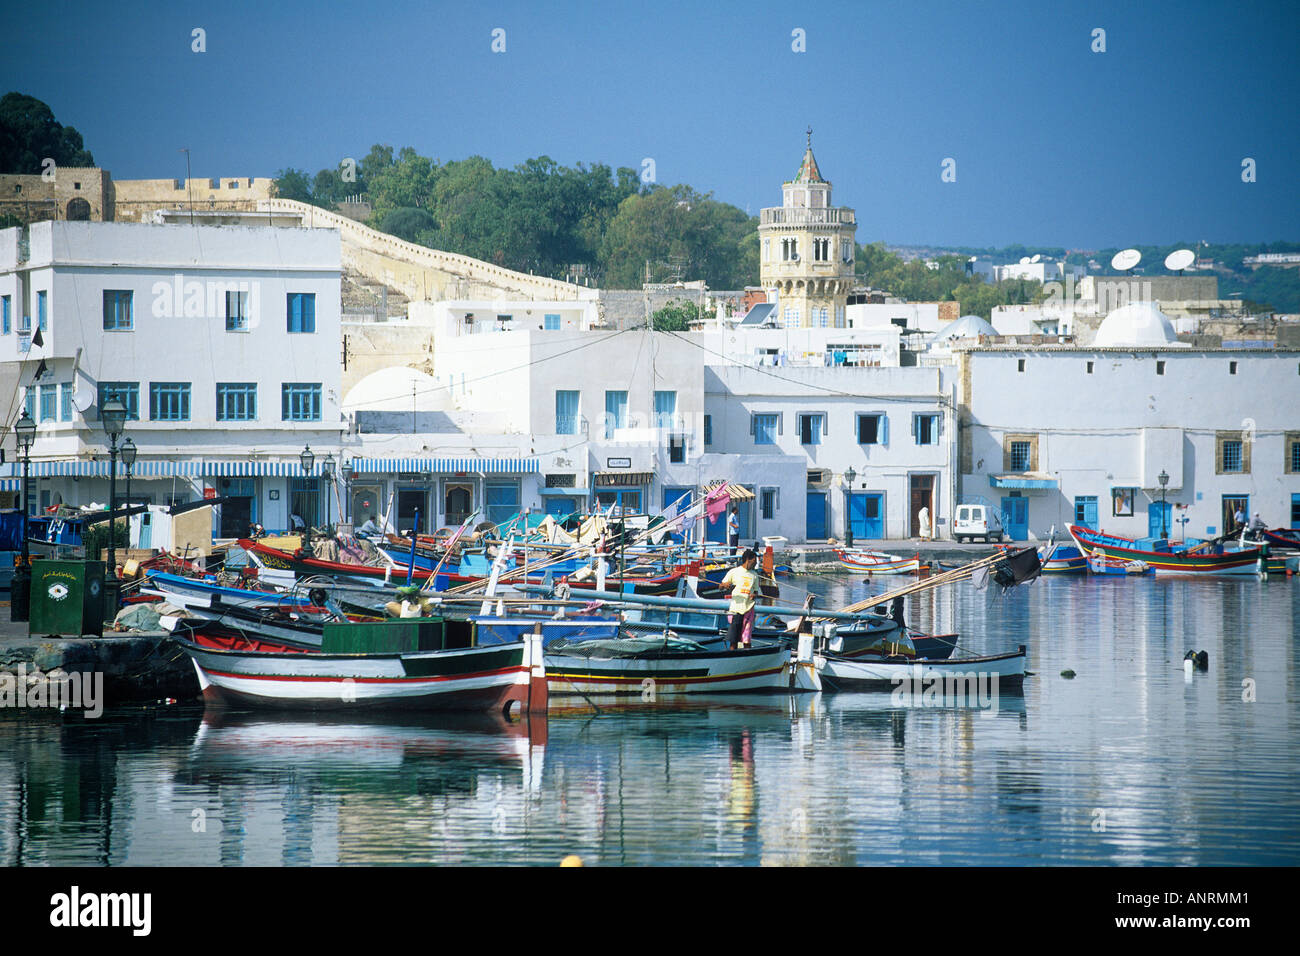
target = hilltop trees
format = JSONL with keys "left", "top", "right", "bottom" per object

{"left": 0, "top": 92, "right": 94, "bottom": 173}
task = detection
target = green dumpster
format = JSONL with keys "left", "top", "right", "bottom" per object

{"left": 29, "top": 559, "right": 105, "bottom": 638}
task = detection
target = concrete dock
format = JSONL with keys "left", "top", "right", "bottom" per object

{"left": 0, "top": 611, "right": 199, "bottom": 706}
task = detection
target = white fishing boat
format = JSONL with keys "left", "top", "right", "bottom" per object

{"left": 815, "top": 645, "right": 1028, "bottom": 690}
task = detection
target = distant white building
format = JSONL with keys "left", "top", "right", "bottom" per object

{"left": 955, "top": 303, "right": 1300, "bottom": 541}
{"left": 0, "top": 220, "right": 343, "bottom": 536}
{"left": 993, "top": 259, "right": 1084, "bottom": 283}
{"left": 847, "top": 301, "right": 942, "bottom": 334}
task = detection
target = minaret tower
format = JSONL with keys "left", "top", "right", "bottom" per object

{"left": 758, "top": 128, "right": 857, "bottom": 327}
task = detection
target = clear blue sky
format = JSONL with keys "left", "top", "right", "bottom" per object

{"left": 4, "top": 0, "right": 1296, "bottom": 249}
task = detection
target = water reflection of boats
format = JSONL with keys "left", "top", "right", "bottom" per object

{"left": 820, "top": 688, "right": 1027, "bottom": 716}
{"left": 182, "top": 710, "right": 545, "bottom": 789}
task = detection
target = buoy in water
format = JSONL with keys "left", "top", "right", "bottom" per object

{"left": 1060, "top": 669, "right": 1076, "bottom": 679}
{"left": 1184, "top": 649, "right": 1209, "bottom": 671}
{"left": 560, "top": 855, "right": 584, "bottom": 867}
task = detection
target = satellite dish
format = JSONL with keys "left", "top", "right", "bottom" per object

{"left": 1031, "top": 253, "right": 1042, "bottom": 263}
{"left": 1165, "top": 249, "right": 1195, "bottom": 272}
{"left": 1112, "top": 249, "right": 1141, "bottom": 272}
{"left": 72, "top": 374, "right": 96, "bottom": 412}
{"left": 1019, "top": 256, "right": 1031, "bottom": 265}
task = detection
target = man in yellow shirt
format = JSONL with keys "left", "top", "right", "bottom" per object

{"left": 720, "top": 548, "right": 759, "bottom": 650}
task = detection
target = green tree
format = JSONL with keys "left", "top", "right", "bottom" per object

{"left": 380, "top": 207, "right": 436, "bottom": 243}
{"left": 0, "top": 92, "right": 95, "bottom": 173}
{"left": 272, "top": 168, "right": 314, "bottom": 203}
{"left": 649, "top": 301, "right": 702, "bottom": 331}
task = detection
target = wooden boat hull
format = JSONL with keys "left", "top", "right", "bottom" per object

{"left": 1039, "top": 543, "right": 1087, "bottom": 573}
{"left": 816, "top": 646, "right": 1027, "bottom": 690}
{"left": 1086, "top": 555, "right": 1152, "bottom": 576}
{"left": 1068, "top": 525, "right": 1263, "bottom": 576}
{"left": 834, "top": 549, "right": 923, "bottom": 575}
{"left": 544, "top": 641, "right": 793, "bottom": 696}
{"left": 167, "top": 624, "right": 546, "bottom": 714}
{"left": 1262, "top": 529, "right": 1300, "bottom": 551}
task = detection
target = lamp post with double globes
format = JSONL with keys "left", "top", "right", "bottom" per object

{"left": 11, "top": 411, "right": 36, "bottom": 622}
{"left": 100, "top": 397, "right": 128, "bottom": 619}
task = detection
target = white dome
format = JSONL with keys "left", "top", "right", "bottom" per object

{"left": 937, "top": 314, "right": 997, "bottom": 340}
{"left": 342, "top": 367, "right": 452, "bottom": 414}
{"left": 1094, "top": 302, "right": 1179, "bottom": 347}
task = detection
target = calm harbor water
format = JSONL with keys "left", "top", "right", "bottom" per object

{"left": 1, "top": 573, "right": 1297, "bottom": 866}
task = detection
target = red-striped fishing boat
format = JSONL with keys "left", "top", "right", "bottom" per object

{"left": 1068, "top": 524, "right": 1263, "bottom": 576}
{"left": 833, "top": 548, "right": 924, "bottom": 575}
{"left": 164, "top": 618, "right": 547, "bottom": 714}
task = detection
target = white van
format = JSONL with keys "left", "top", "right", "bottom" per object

{"left": 953, "top": 504, "right": 1005, "bottom": 543}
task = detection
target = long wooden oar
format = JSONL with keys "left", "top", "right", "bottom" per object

{"left": 815, "top": 549, "right": 1021, "bottom": 622}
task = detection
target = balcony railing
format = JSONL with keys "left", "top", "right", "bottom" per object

{"left": 760, "top": 207, "right": 856, "bottom": 226}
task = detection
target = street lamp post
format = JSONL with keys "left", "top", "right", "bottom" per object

{"left": 322, "top": 454, "right": 335, "bottom": 535}
{"left": 843, "top": 466, "right": 858, "bottom": 549}
{"left": 101, "top": 398, "right": 128, "bottom": 619}
{"left": 10, "top": 411, "right": 36, "bottom": 622}
{"left": 299, "top": 444, "right": 315, "bottom": 553}
{"left": 1158, "top": 469, "right": 1169, "bottom": 539}
{"left": 121, "top": 437, "right": 137, "bottom": 514}
{"left": 340, "top": 459, "right": 354, "bottom": 525}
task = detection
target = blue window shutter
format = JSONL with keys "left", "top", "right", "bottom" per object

{"left": 881, "top": 416, "right": 889, "bottom": 446}
{"left": 305, "top": 294, "right": 315, "bottom": 332}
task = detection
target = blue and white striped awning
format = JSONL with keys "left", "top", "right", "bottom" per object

{"left": 1, "top": 479, "right": 18, "bottom": 492}
{"left": 350, "top": 458, "right": 539, "bottom": 474}
{"left": 0, "top": 457, "right": 539, "bottom": 479}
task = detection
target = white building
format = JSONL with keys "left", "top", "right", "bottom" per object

{"left": 847, "top": 301, "right": 942, "bottom": 334}
{"left": 705, "top": 365, "right": 955, "bottom": 542}
{"left": 342, "top": 322, "right": 952, "bottom": 544}
{"left": 992, "top": 258, "right": 1084, "bottom": 283}
{"left": 955, "top": 304, "right": 1300, "bottom": 541}
{"left": 0, "top": 220, "right": 343, "bottom": 536}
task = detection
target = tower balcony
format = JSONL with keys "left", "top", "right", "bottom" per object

{"left": 762, "top": 260, "right": 855, "bottom": 279}
{"left": 760, "top": 207, "right": 856, "bottom": 226}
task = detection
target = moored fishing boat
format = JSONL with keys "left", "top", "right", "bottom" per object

{"left": 164, "top": 616, "right": 547, "bottom": 714}
{"left": 543, "top": 636, "right": 799, "bottom": 697}
{"left": 1039, "top": 542, "right": 1086, "bottom": 573}
{"left": 1068, "top": 524, "right": 1264, "bottom": 576}
{"left": 1261, "top": 528, "right": 1300, "bottom": 551}
{"left": 833, "top": 548, "right": 924, "bottom": 575}
{"left": 1085, "top": 552, "right": 1152, "bottom": 576}
{"left": 815, "top": 645, "right": 1028, "bottom": 690}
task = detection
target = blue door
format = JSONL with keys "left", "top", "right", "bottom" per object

{"left": 1073, "top": 496, "right": 1098, "bottom": 530}
{"left": 545, "top": 497, "right": 576, "bottom": 517}
{"left": 708, "top": 499, "right": 751, "bottom": 543}
{"left": 1001, "top": 497, "right": 1028, "bottom": 540}
{"left": 1148, "top": 501, "right": 1172, "bottom": 539}
{"left": 806, "top": 492, "right": 827, "bottom": 540}
{"left": 662, "top": 487, "right": 692, "bottom": 541}
{"left": 849, "top": 493, "right": 884, "bottom": 539}
{"left": 1292, "top": 494, "right": 1300, "bottom": 529}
